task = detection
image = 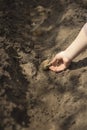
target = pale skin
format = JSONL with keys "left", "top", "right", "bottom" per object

{"left": 49, "top": 23, "right": 87, "bottom": 72}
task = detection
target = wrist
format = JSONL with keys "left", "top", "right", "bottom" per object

{"left": 63, "top": 49, "right": 74, "bottom": 61}
{"left": 58, "top": 51, "right": 72, "bottom": 67}
{"left": 59, "top": 51, "right": 72, "bottom": 61}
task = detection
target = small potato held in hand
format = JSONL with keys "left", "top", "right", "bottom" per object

{"left": 41, "top": 59, "right": 52, "bottom": 71}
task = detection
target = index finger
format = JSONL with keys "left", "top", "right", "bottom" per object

{"left": 50, "top": 56, "right": 58, "bottom": 65}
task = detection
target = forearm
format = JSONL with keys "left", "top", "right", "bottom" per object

{"left": 64, "top": 23, "right": 87, "bottom": 61}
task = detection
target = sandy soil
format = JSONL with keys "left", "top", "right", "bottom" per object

{"left": 0, "top": 0, "right": 87, "bottom": 130}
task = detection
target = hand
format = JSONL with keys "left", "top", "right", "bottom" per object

{"left": 49, "top": 51, "right": 71, "bottom": 72}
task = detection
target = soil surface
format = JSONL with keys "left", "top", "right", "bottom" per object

{"left": 0, "top": 0, "right": 87, "bottom": 130}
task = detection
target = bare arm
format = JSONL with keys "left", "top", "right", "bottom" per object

{"left": 49, "top": 23, "right": 87, "bottom": 72}
{"left": 63, "top": 23, "right": 87, "bottom": 61}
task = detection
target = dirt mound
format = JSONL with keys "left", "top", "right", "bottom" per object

{"left": 0, "top": 0, "right": 87, "bottom": 130}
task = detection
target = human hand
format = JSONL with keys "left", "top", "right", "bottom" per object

{"left": 49, "top": 51, "right": 71, "bottom": 72}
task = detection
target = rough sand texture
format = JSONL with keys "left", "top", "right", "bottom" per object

{"left": 0, "top": 0, "right": 87, "bottom": 130}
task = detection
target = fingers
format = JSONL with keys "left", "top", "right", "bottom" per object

{"left": 50, "top": 56, "right": 57, "bottom": 65}
{"left": 49, "top": 52, "right": 70, "bottom": 72}
{"left": 49, "top": 54, "right": 63, "bottom": 72}
{"left": 50, "top": 54, "right": 60, "bottom": 65}
{"left": 49, "top": 64, "right": 66, "bottom": 72}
